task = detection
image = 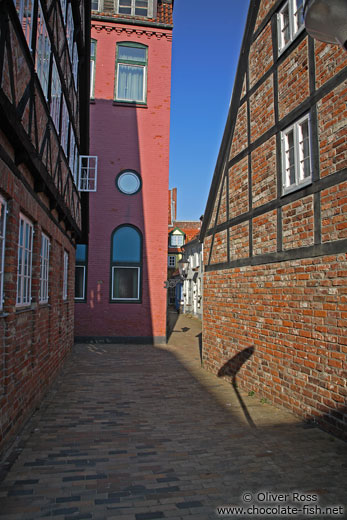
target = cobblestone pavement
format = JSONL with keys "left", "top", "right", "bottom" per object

{"left": 0, "top": 312, "right": 346, "bottom": 520}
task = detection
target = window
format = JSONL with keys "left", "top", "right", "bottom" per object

{"left": 63, "top": 250, "right": 68, "bottom": 300}
{"left": 75, "top": 244, "right": 87, "bottom": 300}
{"left": 39, "top": 233, "right": 50, "bottom": 303}
{"left": 79, "top": 156, "right": 98, "bottom": 191}
{"left": 61, "top": 95, "right": 69, "bottom": 156}
{"left": 13, "top": 0, "right": 34, "bottom": 49}
{"left": 278, "top": 0, "right": 304, "bottom": 52}
{"left": 69, "top": 128, "right": 78, "bottom": 182}
{"left": 116, "top": 0, "right": 153, "bottom": 17}
{"left": 36, "top": 2, "right": 51, "bottom": 99}
{"left": 17, "top": 214, "right": 33, "bottom": 307}
{"left": 115, "top": 43, "right": 147, "bottom": 103}
{"left": 91, "top": 0, "right": 99, "bottom": 10}
{"left": 60, "top": 0, "right": 67, "bottom": 22}
{"left": 0, "top": 196, "right": 7, "bottom": 311}
{"left": 111, "top": 225, "right": 142, "bottom": 301}
{"left": 168, "top": 255, "right": 176, "bottom": 268}
{"left": 90, "top": 39, "right": 97, "bottom": 99}
{"left": 116, "top": 170, "right": 141, "bottom": 195}
{"left": 281, "top": 114, "right": 311, "bottom": 194}
{"left": 170, "top": 234, "right": 184, "bottom": 247}
{"left": 72, "top": 42, "right": 78, "bottom": 89}
{"left": 66, "top": 3, "right": 74, "bottom": 58}
{"left": 50, "top": 57, "right": 61, "bottom": 132}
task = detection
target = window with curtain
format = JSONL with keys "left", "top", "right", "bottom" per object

{"left": 111, "top": 225, "right": 142, "bottom": 301}
{"left": 115, "top": 43, "right": 147, "bottom": 103}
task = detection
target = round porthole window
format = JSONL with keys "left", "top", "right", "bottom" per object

{"left": 116, "top": 170, "right": 141, "bottom": 195}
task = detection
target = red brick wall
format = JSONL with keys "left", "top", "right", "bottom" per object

{"left": 74, "top": 21, "right": 172, "bottom": 341}
{"left": 0, "top": 146, "right": 76, "bottom": 451}
{"left": 203, "top": 253, "right": 347, "bottom": 438}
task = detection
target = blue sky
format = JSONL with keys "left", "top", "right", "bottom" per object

{"left": 169, "top": 0, "right": 250, "bottom": 221}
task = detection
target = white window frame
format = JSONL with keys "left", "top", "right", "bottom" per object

{"left": 78, "top": 156, "right": 98, "bottom": 192}
{"left": 66, "top": 3, "right": 74, "bottom": 58}
{"left": 111, "top": 266, "right": 140, "bottom": 301}
{"left": 0, "top": 196, "right": 7, "bottom": 311}
{"left": 116, "top": 0, "right": 153, "bottom": 17}
{"left": 17, "top": 214, "right": 33, "bottom": 307}
{"left": 63, "top": 250, "right": 68, "bottom": 300}
{"left": 75, "top": 265, "right": 86, "bottom": 300}
{"left": 50, "top": 57, "right": 61, "bottom": 132}
{"left": 90, "top": 39, "right": 97, "bottom": 99}
{"left": 36, "top": 2, "right": 51, "bottom": 100}
{"left": 13, "top": 0, "right": 34, "bottom": 49}
{"left": 60, "top": 0, "right": 67, "bottom": 22}
{"left": 278, "top": 0, "right": 304, "bottom": 53}
{"left": 91, "top": 0, "right": 100, "bottom": 10}
{"left": 281, "top": 114, "right": 312, "bottom": 194}
{"left": 39, "top": 233, "right": 50, "bottom": 304}
{"left": 61, "top": 95, "right": 69, "bottom": 157}
{"left": 168, "top": 255, "right": 176, "bottom": 267}
{"left": 170, "top": 234, "right": 184, "bottom": 247}
{"left": 69, "top": 128, "right": 78, "bottom": 182}
{"left": 72, "top": 42, "right": 78, "bottom": 89}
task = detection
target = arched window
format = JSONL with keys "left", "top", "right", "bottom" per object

{"left": 111, "top": 225, "right": 142, "bottom": 301}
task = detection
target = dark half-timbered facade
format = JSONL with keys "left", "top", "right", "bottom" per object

{"left": 200, "top": 0, "right": 347, "bottom": 439}
{"left": 0, "top": 0, "right": 91, "bottom": 451}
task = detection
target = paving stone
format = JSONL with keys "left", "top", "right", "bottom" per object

{"left": 0, "top": 314, "right": 346, "bottom": 519}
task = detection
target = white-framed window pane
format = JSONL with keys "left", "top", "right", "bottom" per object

{"left": 36, "top": 2, "right": 51, "bottom": 99}
{"left": 91, "top": 0, "right": 99, "bottom": 10}
{"left": 279, "top": 2, "right": 290, "bottom": 49}
{"left": 168, "top": 255, "right": 175, "bottom": 267}
{"left": 63, "top": 250, "right": 68, "bottom": 300}
{"left": 69, "top": 128, "right": 77, "bottom": 181}
{"left": 112, "top": 266, "right": 139, "bottom": 300}
{"left": 66, "top": 3, "right": 74, "bottom": 58}
{"left": 0, "top": 196, "right": 7, "bottom": 311}
{"left": 117, "top": 64, "right": 144, "bottom": 102}
{"left": 39, "top": 233, "right": 50, "bottom": 303}
{"left": 119, "top": 0, "right": 132, "bottom": 14}
{"left": 293, "top": 0, "right": 304, "bottom": 34}
{"left": 284, "top": 129, "right": 295, "bottom": 188}
{"left": 78, "top": 156, "right": 98, "bottom": 192}
{"left": 14, "top": 0, "right": 34, "bottom": 49}
{"left": 171, "top": 234, "right": 184, "bottom": 247}
{"left": 50, "top": 57, "right": 61, "bottom": 131}
{"left": 61, "top": 96, "right": 69, "bottom": 156}
{"left": 17, "top": 214, "right": 33, "bottom": 306}
{"left": 75, "top": 265, "right": 85, "bottom": 299}
{"left": 282, "top": 115, "right": 311, "bottom": 193}
{"left": 298, "top": 119, "right": 311, "bottom": 180}
{"left": 90, "top": 39, "right": 97, "bottom": 98}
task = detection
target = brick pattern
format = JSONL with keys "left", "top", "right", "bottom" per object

{"left": 254, "top": 0, "right": 277, "bottom": 32}
{"left": 217, "top": 178, "right": 227, "bottom": 225}
{"left": 321, "top": 181, "right": 347, "bottom": 243}
{"left": 230, "top": 102, "right": 248, "bottom": 159}
{"left": 278, "top": 39, "right": 310, "bottom": 120}
{"left": 229, "top": 223, "right": 249, "bottom": 260}
{"left": 228, "top": 157, "right": 249, "bottom": 219}
{"left": 249, "top": 22, "right": 273, "bottom": 89}
{"left": 208, "top": 179, "right": 223, "bottom": 231}
{"left": 0, "top": 157, "right": 75, "bottom": 452}
{"left": 250, "top": 75, "right": 275, "bottom": 143}
{"left": 251, "top": 135, "right": 277, "bottom": 208}
{"left": 203, "top": 254, "right": 347, "bottom": 438}
{"left": 318, "top": 81, "right": 347, "bottom": 178}
{"left": 252, "top": 209, "right": 277, "bottom": 256}
{"left": 282, "top": 196, "right": 315, "bottom": 250}
{"left": 315, "top": 41, "right": 347, "bottom": 90}
{"left": 209, "top": 230, "right": 228, "bottom": 265}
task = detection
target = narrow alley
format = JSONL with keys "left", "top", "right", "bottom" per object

{"left": 0, "top": 314, "right": 346, "bottom": 520}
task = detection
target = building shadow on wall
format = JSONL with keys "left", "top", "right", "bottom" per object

{"left": 218, "top": 347, "right": 256, "bottom": 428}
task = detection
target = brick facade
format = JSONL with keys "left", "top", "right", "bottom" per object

{"left": 0, "top": 1, "right": 90, "bottom": 451}
{"left": 75, "top": 2, "right": 173, "bottom": 343}
{"left": 201, "top": 0, "right": 347, "bottom": 439}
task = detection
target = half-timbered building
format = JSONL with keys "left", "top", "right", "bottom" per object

{"left": 0, "top": 0, "right": 91, "bottom": 450}
{"left": 200, "top": 0, "right": 347, "bottom": 439}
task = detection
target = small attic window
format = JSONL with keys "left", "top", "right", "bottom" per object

{"left": 116, "top": 0, "right": 153, "bottom": 17}
{"left": 170, "top": 234, "right": 184, "bottom": 247}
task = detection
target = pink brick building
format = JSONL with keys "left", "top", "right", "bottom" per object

{"left": 75, "top": 0, "right": 173, "bottom": 343}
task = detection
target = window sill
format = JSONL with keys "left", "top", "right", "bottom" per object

{"left": 109, "top": 299, "right": 142, "bottom": 304}
{"left": 281, "top": 178, "right": 312, "bottom": 197}
{"left": 113, "top": 101, "right": 148, "bottom": 108}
